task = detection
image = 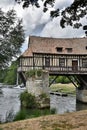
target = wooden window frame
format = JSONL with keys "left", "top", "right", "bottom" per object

{"left": 82, "top": 58, "right": 87, "bottom": 67}
{"left": 45, "top": 56, "right": 50, "bottom": 67}
{"left": 59, "top": 58, "right": 65, "bottom": 67}
{"left": 56, "top": 47, "right": 63, "bottom": 52}
{"left": 66, "top": 48, "right": 72, "bottom": 53}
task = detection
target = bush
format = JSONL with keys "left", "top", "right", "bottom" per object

{"left": 36, "top": 69, "right": 42, "bottom": 77}
{"left": 14, "top": 108, "right": 53, "bottom": 121}
{"left": 0, "top": 128, "right": 3, "bottom": 130}
{"left": 64, "top": 77, "right": 70, "bottom": 84}
{"left": 56, "top": 76, "right": 70, "bottom": 84}
{"left": 20, "top": 91, "right": 38, "bottom": 108}
{"left": 49, "top": 76, "right": 70, "bottom": 84}
{"left": 26, "top": 69, "right": 35, "bottom": 78}
{"left": 39, "top": 93, "right": 48, "bottom": 99}
{"left": 50, "top": 108, "right": 56, "bottom": 114}
{"left": 14, "top": 109, "right": 26, "bottom": 121}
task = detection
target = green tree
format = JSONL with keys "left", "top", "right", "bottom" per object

{"left": 15, "top": 0, "right": 87, "bottom": 32}
{"left": 56, "top": 76, "right": 70, "bottom": 84}
{"left": 3, "top": 61, "right": 18, "bottom": 85}
{"left": 0, "top": 69, "right": 7, "bottom": 83}
{"left": 0, "top": 8, "right": 25, "bottom": 69}
{"left": 49, "top": 76, "right": 70, "bottom": 84}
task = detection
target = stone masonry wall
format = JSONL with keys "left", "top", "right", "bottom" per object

{"left": 26, "top": 70, "right": 50, "bottom": 97}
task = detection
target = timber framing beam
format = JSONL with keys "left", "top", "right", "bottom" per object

{"left": 67, "top": 76, "right": 78, "bottom": 88}
{"left": 49, "top": 75, "right": 59, "bottom": 87}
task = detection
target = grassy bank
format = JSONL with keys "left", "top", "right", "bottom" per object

{"left": 50, "top": 83, "right": 76, "bottom": 95}
{"left": 1, "top": 110, "right": 87, "bottom": 130}
{"left": 13, "top": 108, "right": 55, "bottom": 121}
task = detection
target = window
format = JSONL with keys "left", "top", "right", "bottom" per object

{"left": 85, "top": 46, "right": 87, "bottom": 50}
{"left": 82, "top": 59, "right": 87, "bottom": 67}
{"left": 45, "top": 56, "right": 50, "bottom": 67}
{"left": 56, "top": 47, "right": 63, "bottom": 52}
{"left": 66, "top": 48, "right": 72, "bottom": 53}
{"left": 59, "top": 58, "right": 65, "bottom": 67}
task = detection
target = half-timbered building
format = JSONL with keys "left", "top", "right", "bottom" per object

{"left": 18, "top": 36, "right": 87, "bottom": 103}
{"left": 18, "top": 36, "right": 87, "bottom": 75}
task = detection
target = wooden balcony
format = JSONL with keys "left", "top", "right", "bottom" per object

{"left": 18, "top": 65, "right": 87, "bottom": 75}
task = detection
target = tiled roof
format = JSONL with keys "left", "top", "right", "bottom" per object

{"left": 22, "top": 36, "right": 87, "bottom": 57}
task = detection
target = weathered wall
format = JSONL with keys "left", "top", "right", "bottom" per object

{"left": 26, "top": 70, "right": 50, "bottom": 97}
{"left": 76, "top": 88, "right": 87, "bottom": 103}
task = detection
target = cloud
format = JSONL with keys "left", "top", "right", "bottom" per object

{"left": 54, "top": 0, "right": 74, "bottom": 10}
{"left": 0, "top": 0, "right": 14, "bottom": 5}
{"left": 40, "top": 16, "right": 85, "bottom": 38}
{"left": 0, "top": 0, "right": 16, "bottom": 11}
{"left": 0, "top": 0, "right": 86, "bottom": 52}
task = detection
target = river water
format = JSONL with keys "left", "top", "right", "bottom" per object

{"left": 0, "top": 86, "right": 87, "bottom": 123}
{"left": 0, "top": 86, "right": 24, "bottom": 123}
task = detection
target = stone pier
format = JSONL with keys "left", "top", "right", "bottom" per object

{"left": 76, "top": 88, "right": 87, "bottom": 103}
{"left": 26, "top": 70, "right": 50, "bottom": 108}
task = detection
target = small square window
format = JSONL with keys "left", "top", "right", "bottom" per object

{"left": 66, "top": 48, "right": 72, "bottom": 53}
{"left": 56, "top": 47, "right": 63, "bottom": 52}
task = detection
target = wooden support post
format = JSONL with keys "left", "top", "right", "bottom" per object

{"left": 67, "top": 76, "right": 78, "bottom": 88}
{"left": 49, "top": 75, "right": 59, "bottom": 87}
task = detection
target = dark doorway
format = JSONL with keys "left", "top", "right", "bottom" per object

{"left": 45, "top": 56, "right": 50, "bottom": 67}
{"left": 72, "top": 60, "right": 78, "bottom": 72}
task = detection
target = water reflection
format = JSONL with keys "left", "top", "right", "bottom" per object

{"left": 0, "top": 87, "right": 24, "bottom": 123}
{"left": 50, "top": 94, "right": 76, "bottom": 114}
{"left": 0, "top": 88, "right": 3, "bottom": 95}
{"left": 0, "top": 87, "right": 87, "bottom": 123}
{"left": 76, "top": 101, "right": 87, "bottom": 111}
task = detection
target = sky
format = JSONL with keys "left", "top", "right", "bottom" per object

{"left": 0, "top": 0, "right": 87, "bottom": 52}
